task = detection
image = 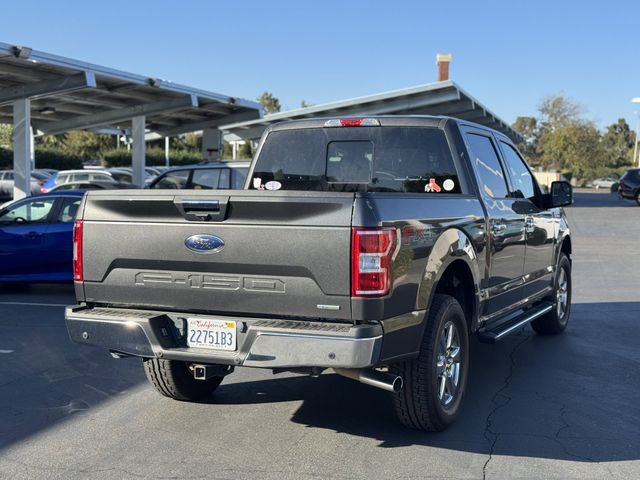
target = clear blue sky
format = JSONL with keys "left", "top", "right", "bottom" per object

{"left": 3, "top": 0, "right": 640, "bottom": 128}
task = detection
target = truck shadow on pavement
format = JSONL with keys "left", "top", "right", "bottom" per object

{"left": 210, "top": 301, "right": 640, "bottom": 463}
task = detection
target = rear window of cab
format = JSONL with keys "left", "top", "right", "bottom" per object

{"left": 251, "top": 127, "right": 460, "bottom": 193}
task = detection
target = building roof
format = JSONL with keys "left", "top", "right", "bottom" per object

{"left": 0, "top": 42, "right": 262, "bottom": 136}
{"left": 222, "top": 80, "right": 523, "bottom": 143}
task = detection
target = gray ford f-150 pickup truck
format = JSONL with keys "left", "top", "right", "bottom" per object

{"left": 65, "top": 116, "right": 573, "bottom": 431}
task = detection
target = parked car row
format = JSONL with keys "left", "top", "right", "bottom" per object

{"left": 0, "top": 161, "right": 252, "bottom": 283}
{"left": 0, "top": 169, "right": 58, "bottom": 199}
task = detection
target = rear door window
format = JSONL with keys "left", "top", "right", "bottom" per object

{"left": 56, "top": 197, "right": 82, "bottom": 223}
{"left": 465, "top": 133, "right": 509, "bottom": 198}
{"left": 499, "top": 141, "right": 536, "bottom": 200}
{"left": 251, "top": 127, "right": 459, "bottom": 193}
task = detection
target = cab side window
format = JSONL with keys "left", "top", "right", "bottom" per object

{"left": 465, "top": 133, "right": 509, "bottom": 198}
{"left": 499, "top": 142, "right": 536, "bottom": 201}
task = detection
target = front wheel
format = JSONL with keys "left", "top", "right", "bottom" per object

{"left": 531, "top": 253, "right": 572, "bottom": 334}
{"left": 390, "top": 294, "right": 469, "bottom": 431}
{"left": 635, "top": 192, "right": 640, "bottom": 206}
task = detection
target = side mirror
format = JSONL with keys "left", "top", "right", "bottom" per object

{"left": 551, "top": 181, "right": 572, "bottom": 207}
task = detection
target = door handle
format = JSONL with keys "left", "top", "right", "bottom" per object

{"left": 491, "top": 223, "right": 507, "bottom": 236}
{"left": 23, "top": 231, "right": 42, "bottom": 239}
{"left": 525, "top": 216, "right": 535, "bottom": 233}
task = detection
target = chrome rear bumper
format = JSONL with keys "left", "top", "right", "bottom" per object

{"left": 65, "top": 306, "right": 382, "bottom": 369}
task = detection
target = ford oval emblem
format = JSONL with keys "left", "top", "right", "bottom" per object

{"left": 184, "top": 234, "right": 225, "bottom": 254}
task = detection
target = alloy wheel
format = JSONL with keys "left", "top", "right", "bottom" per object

{"left": 436, "top": 321, "right": 461, "bottom": 406}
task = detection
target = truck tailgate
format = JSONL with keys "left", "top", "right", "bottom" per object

{"left": 79, "top": 190, "right": 354, "bottom": 321}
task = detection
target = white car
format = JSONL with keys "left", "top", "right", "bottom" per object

{"left": 591, "top": 177, "right": 618, "bottom": 190}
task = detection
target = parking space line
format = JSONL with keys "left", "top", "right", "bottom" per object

{"left": 0, "top": 301, "right": 67, "bottom": 307}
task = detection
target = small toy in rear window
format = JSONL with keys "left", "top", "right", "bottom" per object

{"left": 424, "top": 178, "right": 441, "bottom": 193}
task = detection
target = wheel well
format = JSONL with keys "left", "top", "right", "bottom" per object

{"left": 433, "top": 260, "right": 475, "bottom": 332}
{"left": 561, "top": 236, "right": 572, "bottom": 259}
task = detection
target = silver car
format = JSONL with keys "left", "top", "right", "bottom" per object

{"left": 0, "top": 170, "right": 44, "bottom": 199}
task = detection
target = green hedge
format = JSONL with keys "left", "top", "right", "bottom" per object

{"left": 0, "top": 146, "right": 203, "bottom": 170}
{"left": 0, "top": 147, "right": 83, "bottom": 170}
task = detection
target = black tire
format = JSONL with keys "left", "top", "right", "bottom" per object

{"left": 531, "top": 253, "right": 572, "bottom": 334}
{"left": 635, "top": 191, "right": 640, "bottom": 206}
{"left": 143, "top": 358, "right": 223, "bottom": 401}
{"left": 390, "top": 294, "right": 469, "bottom": 431}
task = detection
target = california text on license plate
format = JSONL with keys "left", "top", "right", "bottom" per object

{"left": 187, "top": 318, "right": 237, "bottom": 351}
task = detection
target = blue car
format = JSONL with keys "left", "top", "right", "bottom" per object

{"left": 0, "top": 191, "right": 84, "bottom": 283}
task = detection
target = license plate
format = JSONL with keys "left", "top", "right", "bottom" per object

{"left": 187, "top": 318, "right": 237, "bottom": 351}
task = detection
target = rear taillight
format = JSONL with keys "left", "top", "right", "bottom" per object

{"left": 73, "top": 220, "right": 83, "bottom": 282}
{"left": 351, "top": 227, "right": 397, "bottom": 297}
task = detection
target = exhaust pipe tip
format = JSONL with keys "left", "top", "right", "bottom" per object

{"left": 334, "top": 368, "right": 403, "bottom": 393}
{"left": 390, "top": 375, "right": 403, "bottom": 393}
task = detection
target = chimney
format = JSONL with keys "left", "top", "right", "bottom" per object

{"left": 436, "top": 53, "right": 452, "bottom": 81}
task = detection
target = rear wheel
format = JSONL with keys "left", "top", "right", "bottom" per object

{"left": 390, "top": 294, "right": 469, "bottom": 431}
{"left": 635, "top": 191, "right": 640, "bottom": 206}
{"left": 143, "top": 358, "right": 223, "bottom": 401}
{"left": 531, "top": 253, "right": 571, "bottom": 334}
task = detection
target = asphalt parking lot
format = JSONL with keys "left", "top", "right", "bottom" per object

{"left": 0, "top": 189, "right": 638, "bottom": 480}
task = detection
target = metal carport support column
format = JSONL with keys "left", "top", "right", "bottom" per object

{"left": 131, "top": 116, "right": 146, "bottom": 187}
{"left": 12, "top": 98, "right": 32, "bottom": 200}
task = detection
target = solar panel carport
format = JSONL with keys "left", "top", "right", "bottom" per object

{"left": 222, "top": 80, "right": 523, "bottom": 148}
{"left": 0, "top": 42, "right": 262, "bottom": 199}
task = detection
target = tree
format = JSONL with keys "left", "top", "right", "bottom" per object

{"left": 538, "top": 120, "right": 605, "bottom": 179}
{"left": 257, "top": 92, "right": 281, "bottom": 114}
{"left": 59, "top": 131, "right": 114, "bottom": 159}
{"left": 238, "top": 141, "right": 252, "bottom": 159}
{"left": 512, "top": 116, "right": 539, "bottom": 163}
{"left": 0, "top": 124, "right": 12, "bottom": 147}
{"left": 538, "top": 95, "right": 583, "bottom": 128}
{"left": 36, "top": 133, "right": 66, "bottom": 149}
{"left": 221, "top": 142, "right": 233, "bottom": 160}
{"left": 528, "top": 95, "right": 606, "bottom": 179}
{"left": 601, "top": 118, "right": 635, "bottom": 170}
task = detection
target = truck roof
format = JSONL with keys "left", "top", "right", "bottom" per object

{"left": 264, "top": 115, "right": 512, "bottom": 142}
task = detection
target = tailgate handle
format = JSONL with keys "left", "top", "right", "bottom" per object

{"left": 174, "top": 198, "right": 228, "bottom": 221}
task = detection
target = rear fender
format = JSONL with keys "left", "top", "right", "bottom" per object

{"left": 378, "top": 228, "right": 481, "bottom": 364}
{"left": 417, "top": 228, "right": 481, "bottom": 325}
